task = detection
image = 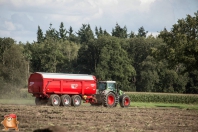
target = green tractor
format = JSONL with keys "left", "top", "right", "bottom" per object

{"left": 90, "top": 81, "right": 131, "bottom": 107}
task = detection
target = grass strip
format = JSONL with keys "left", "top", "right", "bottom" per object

{"left": 0, "top": 99, "right": 35, "bottom": 105}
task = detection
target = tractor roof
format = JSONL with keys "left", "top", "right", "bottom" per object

{"left": 99, "top": 81, "right": 116, "bottom": 83}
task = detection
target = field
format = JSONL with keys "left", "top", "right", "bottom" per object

{"left": 0, "top": 102, "right": 198, "bottom": 132}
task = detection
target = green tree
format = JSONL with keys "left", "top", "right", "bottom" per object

{"left": 68, "top": 26, "right": 79, "bottom": 43}
{"left": 77, "top": 39, "right": 100, "bottom": 74}
{"left": 59, "top": 22, "right": 67, "bottom": 40}
{"left": 1, "top": 44, "right": 27, "bottom": 87}
{"left": 137, "top": 26, "right": 148, "bottom": 37}
{"left": 112, "top": 23, "right": 128, "bottom": 38}
{"left": 0, "top": 37, "right": 14, "bottom": 65}
{"left": 45, "top": 23, "right": 59, "bottom": 40}
{"left": 57, "top": 40, "right": 80, "bottom": 73}
{"left": 104, "top": 30, "right": 110, "bottom": 36}
{"left": 157, "top": 12, "right": 198, "bottom": 72}
{"left": 129, "top": 31, "right": 135, "bottom": 38}
{"left": 138, "top": 56, "right": 159, "bottom": 92}
{"left": 95, "top": 26, "right": 99, "bottom": 38}
{"left": 127, "top": 37, "right": 165, "bottom": 92}
{"left": 36, "top": 38, "right": 60, "bottom": 72}
{"left": 22, "top": 42, "right": 32, "bottom": 82}
{"left": 186, "top": 70, "right": 198, "bottom": 93}
{"left": 77, "top": 24, "right": 94, "bottom": 44}
{"left": 37, "top": 26, "right": 44, "bottom": 43}
{"left": 30, "top": 38, "right": 80, "bottom": 73}
{"left": 95, "top": 36, "right": 136, "bottom": 91}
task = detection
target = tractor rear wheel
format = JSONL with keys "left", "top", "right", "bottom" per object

{"left": 103, "top": 92, "right": 116, "bottom": 107}
{"left": 119, "top": 95, "right": 130, "bottom": 107}
{"left": 71, "top": 95, "right": 81, "bottom": 107}
{"left": 49, "top": 94, "right": 61, "bottom": 106}
{"left": 61, "top": 94, "right": 71, "bottom": 106}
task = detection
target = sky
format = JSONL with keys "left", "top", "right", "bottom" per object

{"left": 0, "top": 0, "right": 197, "bottom": 43}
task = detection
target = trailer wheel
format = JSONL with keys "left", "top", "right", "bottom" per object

{"left": 71, "top": 95, "right": 81, "bottom": 107}
{"left": 49, "top": 94, "right": 61, "bottom": 106}
{"left": 61, "top": 94, "right": 71, "bottom": 106}
{"left": 119, "top": 95, "right": 130, "bottom": 108}
{"left": 103, "top": 92, "right": 116, "bottom": 107}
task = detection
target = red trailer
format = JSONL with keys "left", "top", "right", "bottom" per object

{"left": 28, "top": 72, "right": 97, "bottom": 106}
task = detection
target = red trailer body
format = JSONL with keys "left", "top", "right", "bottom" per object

{"left": 28, "top": 72, "right": 97, "bottom": 98}
{"left": 28, "top": 72, "right": 131, "bottom": 108}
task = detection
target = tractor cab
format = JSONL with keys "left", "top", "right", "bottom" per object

{"left": 92, "top": 80, "right": 130, "bottom": 107}
{"left": 98, "top": 81, "right": 117, "bottom": 93}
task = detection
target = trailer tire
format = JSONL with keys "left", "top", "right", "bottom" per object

{"left": 119, "top": 95, "right": 130, "bottom": 108}
{"left": 103, "top": 92, "right": 116, "bottom": 107}
{"left": 71, "top": 95, "right": 81, "bottom": 107}
{"left": 61, "top": 94, "right": 71, "bottom": 106}
{"left": 49, "top": 94, "right": 61, "bottom": 106}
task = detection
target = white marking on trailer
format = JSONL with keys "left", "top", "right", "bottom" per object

{"left": 29, "top": 82, "right": 34, "bottom": 86}
{"left": 90, "top": 84, "right": 95, "bottom": 87}
{"left": 71, "top": 84, "right": 78, "bottom": 89}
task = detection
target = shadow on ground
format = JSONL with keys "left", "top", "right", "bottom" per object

{"left": 33, "top": 126, "right": 67, "bottom": 132}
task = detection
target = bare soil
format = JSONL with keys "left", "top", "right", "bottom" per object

{"left": 0, "top": 104, "right": 198, "bottom": 132}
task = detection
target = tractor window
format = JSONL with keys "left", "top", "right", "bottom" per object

{"left": 98, "top": 82, "right": 106, "bottom": 90}
{"left": 107, "top": 83, "right": 116, "bottom": 91}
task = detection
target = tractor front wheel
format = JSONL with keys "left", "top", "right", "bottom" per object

{"left": 119, "top": 95, "right": 130, "bottom": 108}
{"left": 103, "top": 92, "right": 116, "bottom": 107}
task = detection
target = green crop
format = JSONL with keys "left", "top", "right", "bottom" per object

{"left": 127, "top": 93, "right": 198, "bottom": 104}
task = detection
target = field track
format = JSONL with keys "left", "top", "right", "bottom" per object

{"left": 0, "top": 104, "right": 198, "bottom": 132}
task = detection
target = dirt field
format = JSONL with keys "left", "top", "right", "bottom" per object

{"left": 0, "top": 104, "right": 198, "bottom": 132}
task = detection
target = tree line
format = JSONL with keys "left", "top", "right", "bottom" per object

{"left": 0, "top": 11, "right": 198, "bottom": 94}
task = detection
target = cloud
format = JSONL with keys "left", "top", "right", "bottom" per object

{"left": 0, "top": 30, "right": 11, "bottom": 37}
{"left": 0, "top": 0, "right": 197, "bottom": 42}
{"left": 139, "top": 0, "right": 156, "bottom": 12}
{"left": 4, "top": 21, "right": 16, "bottom": 30}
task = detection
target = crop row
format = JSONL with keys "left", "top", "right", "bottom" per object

{"left": 127, "top": 93, "right": 198, "bottom": 104}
